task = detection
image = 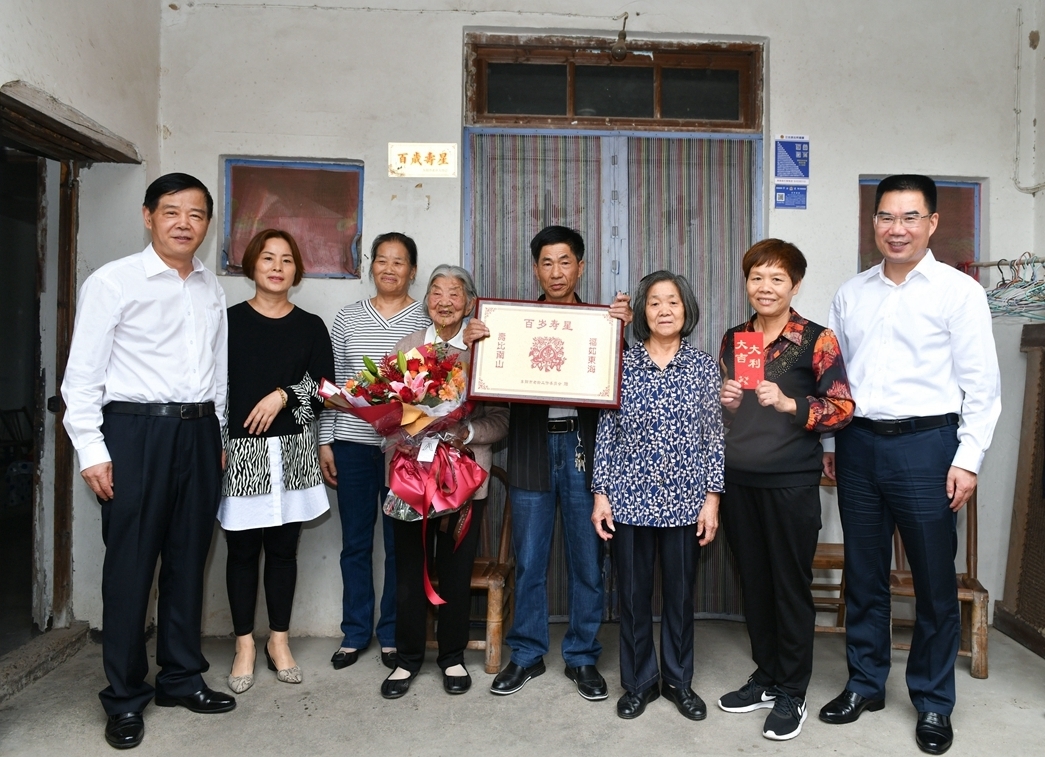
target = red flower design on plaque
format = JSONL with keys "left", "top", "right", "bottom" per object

{"left": 529, "top": 336, "right": 566, "bottom": 372}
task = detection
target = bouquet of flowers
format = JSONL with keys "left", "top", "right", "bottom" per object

{"left": 319, "top": 342, "right": 487, "bottom": 604}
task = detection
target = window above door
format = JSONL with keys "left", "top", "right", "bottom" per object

{"left": 465, "top": 33, "right": 763, "bottom": 133}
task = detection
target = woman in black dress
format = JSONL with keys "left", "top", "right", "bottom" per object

{"left": 219, "top": 229, "right": 334, "bottom": 692}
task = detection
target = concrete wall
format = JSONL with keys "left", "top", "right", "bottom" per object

{"left": 7, "top": 1, "right": 1041, "bottom": 635}
{"left": 0, "top": 0, "right": 162, "bottom": 170}
{"left": 133, "top": 0, "right": 1041, "bottom": 636}
{"left": 69, "top": 163, "right": 152, "bottom": 628}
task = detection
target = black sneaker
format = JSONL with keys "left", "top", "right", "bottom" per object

{"left": 718, "top": 676, "right": 776, "bottom": 713}
{"left": 762, "top": 690, "right": 807, "bottom": 741}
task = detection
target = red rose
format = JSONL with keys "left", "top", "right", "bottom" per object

{"left": 398, "top": 387, "right": 415, "bottom": 403}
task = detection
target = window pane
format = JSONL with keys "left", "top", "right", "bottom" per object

{"left": 486, "top": 63, "right": 567, "bottom": 115}
{"left": 575, "top": 66, "right": 654, "bottom": 118}
{"left": 661, "top": 69, "right": 740, "bottom": 121}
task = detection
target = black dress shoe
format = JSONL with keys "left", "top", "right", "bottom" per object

{"left": 381, "top": 650, "right": 397, "bottom": 670}
{"left": 443, "top": 670, "right": 472, "bottom": 694}
{"left": 617, "top": 684, "right": 661, "bottom": 719}
{"left": 662, "top": 684, "right": 708, "bottom": 721}
{"left": 915, "top": 712, "right": 953, "bottom": 754}
{"left": 490, "top": 660, "right": 546, "bottom": 695}
{"left": 380, "top": 669, "right": 418, "bottom": 699}
{"left": 154, "top": 686, "right": 236, "bottom": 714}
{"left": 818, "top": 688, "right": 884, "bottom": 724}
{"left": 104, "top": 712, "right": 144, "bottom": 749}
{"left": 331, "top": 648, "right": 359, "bottom": 670}
{"left": 564, "top": 664, "right": 608, "bottom": 701}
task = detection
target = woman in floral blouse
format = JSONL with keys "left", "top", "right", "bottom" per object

{"left": 716, "top": 239, "right": 854, "bottom": 743}
{"left": 591, "top": 270, "right": 725, "bottom": 723}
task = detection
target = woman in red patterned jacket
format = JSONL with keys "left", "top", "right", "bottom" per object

{"left": 717, "top": 238, "right": 854, "bottom": 743}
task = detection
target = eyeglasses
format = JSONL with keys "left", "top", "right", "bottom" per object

{"left": 873, "top": 212, "right": 932, "bottom": 229}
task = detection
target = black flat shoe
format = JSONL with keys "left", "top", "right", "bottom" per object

{"left": 381, "top": 650, "right": 397, "bottom": 670}
{"left": 331, "top": 648, "right": 359, "bottom": 670}
{"left": 490, "top": 660, "right": 546, "bottom": 695}
{"left": 564, "top": 664, "right": 608, "bottom": 701}
{"left": 104, "top": 712, "right": 144, "bottom": 749}
{"left": 154, "top": 686, "right": 236, "bottom": 714}
{"left": 818, "top": 688, "right": 884, "bottom": 724}
{"left": 916, "top": 712, "right": 953, "bottom": 754}
{"left": 662, "top": 684, "right": 707, "bottom": 721}
{"left": 617, "top": 684, "right": 660, "bottom": 719}
{"left": 443, "top": 670, "right": 472, "bottom": 694}
{"left": 381, "top": 669, "right": 418, "bottom": 700}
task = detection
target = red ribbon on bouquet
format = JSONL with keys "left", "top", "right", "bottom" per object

{"left": 389, "top": 442, "right": 488, "bottom": 605}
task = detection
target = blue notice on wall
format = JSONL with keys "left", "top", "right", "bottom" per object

{"left": 775, "top": 135, "right": 810, "bottom": 180}
{"left": 775, "top": 183, "right": 808, "bottom": 210}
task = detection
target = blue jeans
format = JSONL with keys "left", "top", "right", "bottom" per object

{"left": 506, "top": 430, "right": 604, "bottom": 668}
{"left": 332, "top": 440, "right": 396, "bottom": 649}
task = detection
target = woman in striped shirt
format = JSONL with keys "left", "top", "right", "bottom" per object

{"left": 318, "top": 232, "right": 431, "bottom": 671}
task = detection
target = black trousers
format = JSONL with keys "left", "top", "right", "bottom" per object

{"left": 391, "top": 499, "right": 486, "bottom": 672}
{"left": 224, "top": 522, "right": 303, "bottom": 636}
{"left": 613, "top": 522, "right": 699, "bottom": 693}
{"left": 721, "top": 483, "right": 822, "bottom": 698}
{"left": 98, "top": 412, "right": 222, "bottom": 716}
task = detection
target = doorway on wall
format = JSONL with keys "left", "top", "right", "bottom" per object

{"left": 0, "top": 82, "right": 140, "bottom": 662}
{"left": 461, "top": 32, "right": 764, "bottom": 623}
{"left": 0, "top": 144, "right": 43, "bottom": 656}
{"left": 463, "top": 128, "right": 760, "bottom": 621}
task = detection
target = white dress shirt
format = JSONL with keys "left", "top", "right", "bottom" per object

{"left": 827, "top": 250, "right": 1001, "bottom": 473}
{"left": 61, "top": 244, "right": 228, "bottom": 471}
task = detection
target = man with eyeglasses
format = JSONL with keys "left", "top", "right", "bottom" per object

{"left": 817, "top": 175, "right": 1000, "bottom": 754}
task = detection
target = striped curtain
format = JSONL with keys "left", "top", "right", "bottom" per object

{"left": 468, "top": 133, "right": 602, "bottom": 303}
{"left": 466, "top": 131, "right": 755, "bottom": 621}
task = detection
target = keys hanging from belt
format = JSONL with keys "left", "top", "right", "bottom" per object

{"left": 574, "top": 427, "right": 585, "bottom": 473}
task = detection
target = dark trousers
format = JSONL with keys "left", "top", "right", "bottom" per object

{"left": 97, "top": 412, "right": 222, "bottom": 716}
{"left": 836, "top": 423, "right": 960, "bottom": 715}
{"left": 721, "top": 483, "right": 821, "bottom": 698}
{"left": 224, "top": 522, "right": 303, "bottom": 636}
{"left": 391, "top": 499, "right": 486, "bottom": 672}
{"left": 613, "top": 522, "right": 699, "bottom": 693}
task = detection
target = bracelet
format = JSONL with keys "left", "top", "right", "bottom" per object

{"left": 462, "top": 420, "right": 475, "bottom": 445}
{"left": 277, "top": 387, "right": 288, "bottom": 408}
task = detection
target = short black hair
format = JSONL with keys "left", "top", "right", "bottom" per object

{"left": 874, "top": 174, "right": 937, "bottom": 214}
{"left": 143, "top": 173, "right": 214, "bottom": 218}
{"left": 370, "top": 231, "right": 418, "bottom": 268}
{"left": 530, "top": 225, "right": 585, "bottom": 263}
{"left": 632, "top": 270, "right": 700, "bottom": 342}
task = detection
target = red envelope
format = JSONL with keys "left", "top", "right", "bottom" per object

{"left": 734, "top": 332, "right": 765, "bottom": 388}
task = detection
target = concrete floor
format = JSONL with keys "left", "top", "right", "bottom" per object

{"left": 0, "top": 622, "right": 1043, "bottom": 756}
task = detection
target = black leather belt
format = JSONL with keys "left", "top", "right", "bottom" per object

{"left": 547, "top": 417, "right": 577, "bottom": 433}
{"left": 103, "top": 401, "right": 215, "bottom": 419}
{"left": 850, "top": 413, "right": 959, "bottom": 436}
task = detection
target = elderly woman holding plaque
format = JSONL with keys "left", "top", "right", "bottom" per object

{"left": 380, "top": 264, "right": 508, "bottom": 699}
{"left": 591, "top": 270, "right": 724, "bottom": 722}
{"left": 717, "top": 239, "right": 853, "bottom": 742}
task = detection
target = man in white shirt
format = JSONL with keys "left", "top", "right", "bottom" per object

{"left": 62, "top": 173, "right": 233, "bottom": 750}
{"left": 818, "top": 175, "right": 1001, "bottom": 755}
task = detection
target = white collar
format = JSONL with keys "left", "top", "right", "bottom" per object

{"left": 424, "top": 318, "right": 468, "bottom": 350}
{"left": 142, "top": 243, "right": 203, "bottom": 278}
